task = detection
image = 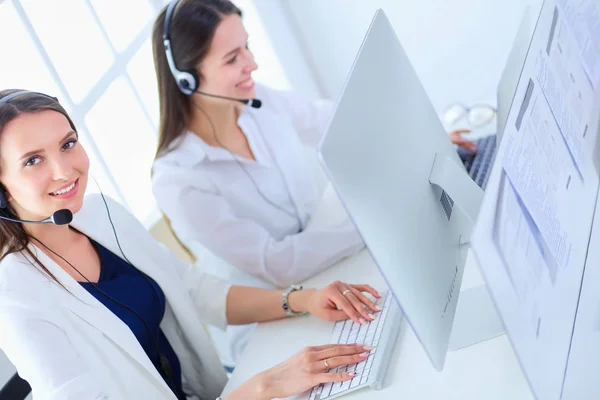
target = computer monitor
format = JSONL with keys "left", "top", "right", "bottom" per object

{"left": 317, "top": 9, "right": 504, "bottom": 372}
{"left": 472, "top": 0, "right": 600, "bottom": 398}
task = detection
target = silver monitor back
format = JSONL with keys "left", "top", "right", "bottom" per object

{"left": 318, "top": 9, "right": 480, "bottom": 371}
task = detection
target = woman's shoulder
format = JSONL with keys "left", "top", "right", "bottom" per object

{"left": 78, "top": 193, "right": 146, "bottom": 233}
{"left": 153, "top": 130, "right": 208, "bottom": 169}
{"left": 0, "top": 250, "right": 53, "bottom": 302}
{"left": 151, "top": 149, "right": 216, "bottom": 194}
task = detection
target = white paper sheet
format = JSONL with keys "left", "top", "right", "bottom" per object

{"left": 502, "top": 81, "right": 574, "bottom": 272}
{"left": 493, "top": 174, "right": 547, "bottom": 336}
{"left": 555, "top": 0, "right": 600, "bottom": 88}
{"left": 534, "top": 45, "right": 592, "bottom": 176}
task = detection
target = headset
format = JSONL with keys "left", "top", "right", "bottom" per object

{"left": 163, "top": 0, "right": 261, "bottom": 108}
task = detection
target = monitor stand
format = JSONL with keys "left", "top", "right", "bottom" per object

{"left": 429, "top": 153, "right": 505, "bottom": 351}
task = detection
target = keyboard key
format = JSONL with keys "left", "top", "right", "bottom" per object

{"left": 330, "top": 379, "right": 351, "bottom": 396}
{"left": 348, "top": 332, "right": 358, "bottom": 344}
{"left": 340, "top": 380, "right": 351, "bottom": 391}
{"left": 350, "top": 377, "right": 362, "bottom": 388}
{"left": 331, "top": 380, "right": 343, "bottom": 392}
{"left": 355, "top": 361, "right": 367, "bottom": 373}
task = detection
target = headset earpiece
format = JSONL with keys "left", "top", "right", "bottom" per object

{"left": 174, "top": 69, "right": 199, "bottom": 95}
{"left": 163, "top": 0, "right": 200, "bottom": 96}
{"left": 0, "top": 188, "right": 8, "bottom": 209}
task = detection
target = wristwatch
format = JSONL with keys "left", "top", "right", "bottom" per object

{"left": 281, "top": 284, "right": 308, "bottom": 317}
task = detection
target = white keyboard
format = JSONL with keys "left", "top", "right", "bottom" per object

{"left": 306, "top": 291, "right": 403, "bottom": 400}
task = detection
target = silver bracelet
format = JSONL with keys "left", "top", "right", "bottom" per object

{"left": 281, "top": 284, "right": 309, "bottom": 317}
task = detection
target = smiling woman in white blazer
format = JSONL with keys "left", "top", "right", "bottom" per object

{"left": 0, "top": 90, "right": 383, "bottom": 400}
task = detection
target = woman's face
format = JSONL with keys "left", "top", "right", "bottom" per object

{"left": 197, "top": 14, "right": 259, "bottom": 102}
{"left": 0, "top": 110, "right": 89, "bottom": 221}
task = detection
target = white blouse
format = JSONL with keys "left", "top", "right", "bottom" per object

{"left": 152, "top": 85, "right": 364, "bottom": 289}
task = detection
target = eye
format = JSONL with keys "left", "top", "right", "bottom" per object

{"left": 62, "top": 138, "right": 78, "bottom": 151}
{"left": 24, "top": 156, "right": 41, "bottom": 167}
{"left": 227, "top": 55, "right": 238, "bottom": 65}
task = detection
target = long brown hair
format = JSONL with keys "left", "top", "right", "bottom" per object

{"left": 0, "top": 89, "right": 77, "bottom": 285}
{"left": 152, "top": 0, "right": 242, "bottom": 159}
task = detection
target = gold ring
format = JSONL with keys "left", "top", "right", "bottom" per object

{"left": 323, "top": 358, "right": 330, "bottom": 368}
{"left": 342, "top": 289, "right": 351, "bottom": 296}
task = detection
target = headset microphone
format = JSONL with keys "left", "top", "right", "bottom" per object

{"left": 0, "top": 209, "right": 73, "bottom": 225}
{"left": 194, "top": 90, "right": 262, "bottom": 108}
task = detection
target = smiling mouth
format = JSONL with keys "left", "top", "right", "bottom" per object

{"left": 236, "top": 77, "right": 254, "bottom": 88}
{"left": 49, "top": 179, "right": 78, "bottom": 196}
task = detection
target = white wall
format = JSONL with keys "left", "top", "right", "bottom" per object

{"left": 251, "top": 0, "right": 322, "bottom": 98}
{"left": 281, "top": 0, "right": 543, "bottom": 126}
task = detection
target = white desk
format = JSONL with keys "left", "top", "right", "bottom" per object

{"left": 222, "top": 189, "right": 534, "bottom": 400}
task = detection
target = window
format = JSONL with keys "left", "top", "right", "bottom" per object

{"left": 1, "top": 0, "right": 291, "bottom": 226}
{"left": 85, "top": 77, "right": 157, "bottom": 220}
{"left": 0, "top": 2, "right": 64, "bottom": 101}
{"left": 21, "top": 0, "right": 115, "bottom": 103}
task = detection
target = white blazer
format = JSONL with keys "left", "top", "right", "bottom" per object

{"left": 152, "top": 85, "right": 364, "bottom": 290}
{"left": 0, "top": 194, "right": 231, "bottom": 400}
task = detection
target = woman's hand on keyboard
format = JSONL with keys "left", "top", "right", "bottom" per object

{"left": 291, "top": 281, "right": 382, "bottom": 325}
{"left": 448, "top": 129, "right": 477, "bottom": 152}
{"left": 253, "top": 344, "right": 372, "bottom": 399}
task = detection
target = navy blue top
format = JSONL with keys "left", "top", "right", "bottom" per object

{"left": 80, "top": 240, "right": 186, "bottom": 400}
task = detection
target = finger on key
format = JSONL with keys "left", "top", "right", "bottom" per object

{"left": 316, "top": 344, "right": 372, "bottom": 361}
{"left": 306, "top": 343, "right": 345, "bottom": 353}
{"left": 349, "top": 287, "right": 380, "bottom": 313}
{"left": 350, "top": 284, "right": 381, "bottom": 298}
{"left": 321, "top": 353, "right": 369, "bottom": 371}
{"left": 333, "top": 288, "right": 364, "bottom": 324}
{"left": 316, "top": 371, "right": 356, "bottom": 385}
{"left": 342, "top": 286, "right": 374, "bottom": 321}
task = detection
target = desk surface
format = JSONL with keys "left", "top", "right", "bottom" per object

{"left": 222, "top": 253, "right": 534, "bottom": 399}
{"left": 222, "top": 189, "right": 534, "bottom": 399}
